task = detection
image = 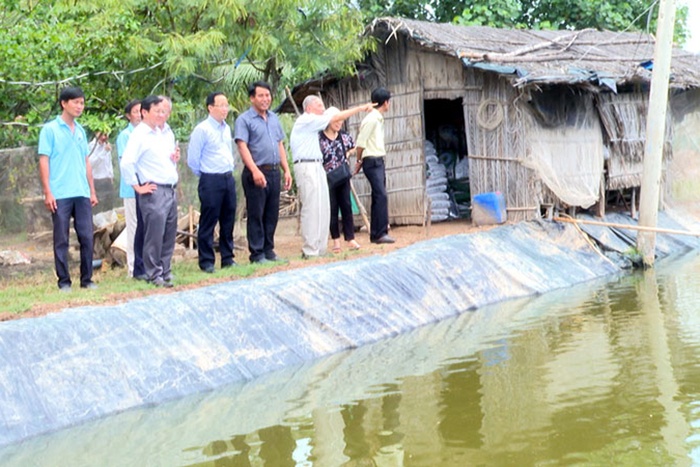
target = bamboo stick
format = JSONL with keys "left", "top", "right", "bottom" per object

{"left": 285, "top": 86, "right": 300, "bottom": 116}
{"left": 553, "top": 217, "right": 700, "bottom": 237}
{"left": 350, "top": 180, "right": 371, "bottom": 232}
{"left": 188, "top": 205, "right": 194, "bottom": 249}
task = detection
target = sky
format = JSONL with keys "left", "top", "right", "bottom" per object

{"left": 683, "top": 0, "right": 700, "bottom": 52}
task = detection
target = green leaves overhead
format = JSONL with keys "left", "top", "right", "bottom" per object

{"left": 0, "top": 0, "right": 689, "bottom": 149}
{"left": 358, "top": 0, "right": 688, "bottom": 40}
{"left": 0, "top": 0, "right": 370, "bottom": 147}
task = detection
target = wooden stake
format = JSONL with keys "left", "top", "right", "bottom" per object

{"left": 188, "top": 205, "right": 194, "bottom": 249}
{"left": 350, "top": 180, "right": 371, "bottom": 233}
{"left": 553, "top": 217, "right": 700, "bottom": 237}
{"left": 285, "top": 86, "right": 300, "bottom": 116}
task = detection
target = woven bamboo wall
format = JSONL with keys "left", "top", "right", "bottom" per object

{"left": 597, "top": 92, "right": 673, "bottom": 190}
{"left": 327, "top": 36, "right": 426, "bottom": 226}
{"left": 464, "top": 70, "right": 540, "bottom": 222}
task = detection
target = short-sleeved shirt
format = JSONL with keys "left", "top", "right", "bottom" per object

{"left": 116, "top": 123, "right": 136, "bottom": 198}
{"left": 37, "top": 116, "right": 90, "bottom": 200}
{"left": 233, "top": 107, "right": 285, "bottom": 166}
{"left": 290, "top": 113, "right": 332, "bottom": 163}
{"left": 319, "top": 131, "right": 355, "bottom": 173}
{"left": 187, "top": 116, "right": 234, "bottom": 176}
{"left": 120, "top": 123, "right": 178, "bottom": 186}
{"left": 355, "top": 108, "right": 386, "bottom": 157}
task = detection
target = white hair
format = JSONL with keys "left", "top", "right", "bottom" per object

{"left": 302, "top": 94, "right": 322, "bottom": 112}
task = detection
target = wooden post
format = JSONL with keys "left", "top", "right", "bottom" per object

{"left": 637, "top": 0, "right": 676, "bottom": 267}
{"left": 596, "top": 176, "right": 606, "bottom": 218}
{"left": 554, "top": 217, "right": 700, "bottom": 237}
{"left": 188, "top": 205, "right": 194, "bottom": 250}
{"left": 350, "top": 180, "right": 371, "bottom": 233}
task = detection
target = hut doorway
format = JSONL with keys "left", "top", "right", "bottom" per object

{"left": 424, "top": 98, "right": 470, "bottom": 220}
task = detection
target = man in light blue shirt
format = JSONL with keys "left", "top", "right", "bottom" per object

{"left": 187, "top": 91, "right": 237, "bottom": 273}
{"left": 38, "top": 86, "right": 98, "bottom": 291}
{"left": 116, "top": 99, "right": 142, "bottom": 278}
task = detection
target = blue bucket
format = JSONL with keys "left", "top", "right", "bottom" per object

{"left": 472, "top": 192, "right": 507, "bottom": 225}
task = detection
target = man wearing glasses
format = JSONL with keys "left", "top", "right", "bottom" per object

{"left": 187, "top": 92, "right": 237, "bottom": 273}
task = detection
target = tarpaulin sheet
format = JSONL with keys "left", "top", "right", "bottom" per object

{"left": 577, "top": 210, "right": 700, "bottom": 256}
{"left": 0, "top": 220, "right": 621, "bottom": 447}
{"left": 0, "top": 276, "right": 621, "bottom": 466}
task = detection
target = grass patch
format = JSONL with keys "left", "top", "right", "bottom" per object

{"left": 0, "top": 257, "right": 286, "bottom": 315}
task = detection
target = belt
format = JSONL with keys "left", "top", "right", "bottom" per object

{"left": 148, "top": 182, "right": 177, "bottom": 189}
{"left": 293, "top": 159, "right": 321, "bottom": 164}
{"left": 201, "top": 172, "right": 233, "bottom": 177}
{"left": 257, "top": 164, "right": 279, "bottom": 171}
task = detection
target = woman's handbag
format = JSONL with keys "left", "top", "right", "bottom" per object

{"left": 326, "top": 161, "right": 352, "bottom": 188}
{"left": 326, "top": 133, "right": 352, "bottom": 188}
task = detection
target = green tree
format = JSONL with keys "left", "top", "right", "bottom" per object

{"left": 456, "top": 0, "right": 689, "bottom": 40}
{"left": 0, "top": 0, "right": 372, "bottom": 147}
{"left": 358, "top": 0, "right": 688, "bottom": 44}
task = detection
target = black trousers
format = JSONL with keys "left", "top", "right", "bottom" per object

{"left": 52, "top": 197, "right": 93, "bottom": 288}
{"left": 133, "top": 194, "right": 146, "bottom": 277}
{"left": 362, "top": 157, "right": 389, "bottom": 241}
{"left": 197, "top": 172, "right": 236, "bottom": 269}
{"left": 242, "top": 166, "right": 280, "bottom": 262}
{"left": 329, "top": 178, "right": 355, "bottom": 241}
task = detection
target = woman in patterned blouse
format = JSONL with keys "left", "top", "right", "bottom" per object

{"left": 319, "top": 107, "right": 362, "bottom": 253}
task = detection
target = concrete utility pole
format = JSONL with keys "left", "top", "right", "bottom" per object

{"left": 637, "top": 0, "right": 676, "bottom": 268}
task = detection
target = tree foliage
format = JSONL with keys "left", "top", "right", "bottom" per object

{"left": 0, "top": 0, "right": 371, "bottom": 147}
{"left": 359, "top": 0, "right": 688, "bottom": 44}
{"left": 0, "top": 0, "right": 690, "bottom": 149}
{"left": 454, "top": 0, "right": 688, "bottom": 40}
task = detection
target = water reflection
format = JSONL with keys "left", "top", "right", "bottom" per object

{"left": 3, "top": 254, "right": 700, "bottom": 466}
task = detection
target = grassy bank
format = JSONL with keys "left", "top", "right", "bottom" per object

{"left": 0, "top": 258, "right": 286, "bottom": 317}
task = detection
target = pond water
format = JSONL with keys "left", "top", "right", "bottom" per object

{"left": 3, "top": 252, "right": 700, "bottom": 466}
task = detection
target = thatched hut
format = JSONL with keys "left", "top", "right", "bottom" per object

{"left": 281, "top": 17, "right": 700, "bottom": 224}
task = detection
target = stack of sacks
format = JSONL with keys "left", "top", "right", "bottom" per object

{"left": 425, "top": 141, "right": 450, "bottom": 222}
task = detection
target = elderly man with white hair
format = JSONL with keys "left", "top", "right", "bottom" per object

{"left": 289, "top": 95, "right": 374, "bottom": 258}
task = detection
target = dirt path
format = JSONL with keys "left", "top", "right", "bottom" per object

{"left": 0, "top": 217, "right": 496, "bottom": 320}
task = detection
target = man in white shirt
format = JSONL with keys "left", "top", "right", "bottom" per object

{"left": 289, "top": 95, "right": 373, "bottom": 258}
{"left": 120, "top": 95, "right": 180, "bottom": 288}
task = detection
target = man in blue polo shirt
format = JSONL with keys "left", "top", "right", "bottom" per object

{"left": 234, "top": 81, "right": 292, "bottom": 264}
{"left": 38, "top": 86, "right": 98, "bottom": 291}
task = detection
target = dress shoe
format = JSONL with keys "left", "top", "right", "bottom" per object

{"left": 265, "top": 252, "right": 287, "bottom": 262}
{"left": 371, "top": 235, "right": 395, "bottom": 244}
{"left": 151, "top": 277, "right": 174, "bottom": 288}
{"left": 251, "top": 258, "right": 270, "bottom": 264}
{"left": 133, "top": 274, "right": 148, "bottom": 281}
{"left": 201, "top": 265, "right": 215, "bottom": 273}
{"left": 221, "top": 261, "right": 237, "bottom": 269}
{"left": 81, "top": 282, "right": 98, "bottom": 290}
{"left": 302, "top": 252, "right": 331, "bottom": 260}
